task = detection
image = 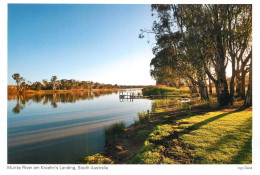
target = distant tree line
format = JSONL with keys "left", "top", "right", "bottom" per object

{"left": 11, "top": 90, "right": 117, "bottom": 113}
{"left": 140, "top": 4, "right": 252, "bottom": 106}
{"left": 11, "top": 73, "right": 147, "bottom": 93}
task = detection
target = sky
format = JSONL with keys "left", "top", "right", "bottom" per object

{"left": 8, "top": 4, "right": 156, "bottom": 85}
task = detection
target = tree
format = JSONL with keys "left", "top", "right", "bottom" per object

{"left": 245, "top": 55, "right": 252, "bottom": 106}
{"left": 34, "top": 81, "right": 43, "bottom": 91}
{"left": 42, "top": 79, "right": 49, "bottom": 90}
{"left": 50, "top": 76, "right": 57, "bottom": 91}
{"left": 94, "top": 82, "right": 101, "bottom": 89}
{"left": 12, "top": 73, "right": 25, "bottom": 93}
{"left": 225, "top": 5, "right": 252, "bottom": 103}
{"left": 144, "top": 4, "right": 252, "bottom": 106}
{"left": 145, "top": 5, "right": 209, "bottom": 100}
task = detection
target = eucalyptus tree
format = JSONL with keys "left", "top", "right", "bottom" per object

{"left": 12, "top": 73, "right": 25, "bottom": 93}
{"left": 87, "top": 81, "right": 94, "bottom": 90}
{"left": 145, "top": 5, "right": 209, "bottom": 99}
{"left": 80, "top": 81, "right": 88, "bottom": 89}
{"left": 42, "top": 79, "right": 49, "bottom": 90}
{"left": 31, "top": 81, "right": 42, "bottom": 90}
{"left": 60, "top": 79, "right": 66, "bottom": 90}
{"left": 50, "top": 76, "right": 57, "bottom": 91}
{"left": 94, "top": 82, "right": 101, "bottom": 89}
{"left": 225, "top": 5, "right": 252, "bottom": 102}
{"left": 147, "top": 4, "right": 252, "bottom": 106}
{"left": 245, "top": 56, "right": 252, "bottom": 106}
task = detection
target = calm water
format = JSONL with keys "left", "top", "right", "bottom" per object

{"left": 7, "top": 89, "right": 152, "bottom": 164}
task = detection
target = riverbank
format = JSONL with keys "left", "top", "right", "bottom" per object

{"left": 79, "top": 95, "right": 252, "bottom": 164}
{"left": 7, "top": 88, "right": 120, "bottom": 96}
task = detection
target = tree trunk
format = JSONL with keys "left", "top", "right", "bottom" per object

{"left": 188, "top": 83, "right": 197, "bottom": 94}
{"left": 198, "top": 78, "right": 209, "bottom": 100}
{"left": 208, "top": 76, "right": 212, "bottom": 95}
{"left": 241, "top": 69, "right": 246, "bottom": 99}
{"left": 53, "top": 83, "right": 56, "bottom": 91}
{"left": 236, "top": 60, "right": 241, "bottom": 96}
{"left": 191, "top": 83, "right": 198, "bottom": 94}
{"left": 245, "top": 57, "right": 252, "bottom": 106}
{"left": 213, "top": 5, "right": 230, "bottom": 106}
{"left": 16, "top": 83, "right": 20, "bottom": 94}
{"left": 240, "top": 50, "right": 251, "bottom": 99}
{"left": 229, "top": 55, "right": 236, "bottom": 105}
{"left": 216, "top": 73, "right": 230, "bottom": 106}
{"left": 186, "top": 73, "right": 198, "bottom": 93}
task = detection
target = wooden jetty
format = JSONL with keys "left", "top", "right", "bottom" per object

{"left": 119, "top": 92, "right": 149, "bottom": 99}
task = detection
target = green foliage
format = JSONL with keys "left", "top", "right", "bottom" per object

{"left": 145, "top": 4, "right": 252, "bottom": 106}
{"left": 176, "top": 102, "right": 192, "bottom": 110}
{"left": 134, "top": 151, "right": 162, "bottom": 164}
{"left": 134, "top": 117, "right": 138, "bottom": 125}
{"left": 104, "top": 121, "right": 125, "bottom": 141}
{"left": 12, "top": 73, "right": 25, "bottom": 93}
{"left": 152, "top": 99, "right": 177, "bottom": 112}
{"left": 142, "top": 87, "right": 186, "bottom": 96}
{"left": 203, "top": 99, "right": 219, "bottom": 109}
{"left": 193, "top": 99, "right": 219, "bottom": 109}
{"left": 79, "top": 153, "right": 114, "bottom": 164}
{"left": 137, "top": 110, "right": 148, "bottom": 124}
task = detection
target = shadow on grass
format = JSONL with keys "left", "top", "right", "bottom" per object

{"left": 151, "top": 107, "right": 209, "bottom": 124}
{"left": 149, "top": 106, "right": 249, "bottom": 146}
{"left": 229, "top": 136, "right": 252, "bottom": 164}
{"left": 131, "top": 105, "right": 251, "bottom": 164}
{"left": 179, "top": 106, "right": 249, "bottom": 136}
{"left": 206, "top": 117, "right": 252, "bottom": 152}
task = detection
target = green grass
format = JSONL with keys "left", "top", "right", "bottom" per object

{"left": 151, "top": 98, "right": 219, "bottom": 112}
{"left": 137, "top": 110, "right": 149, "bottom": 124}
{"left": 78, "top": 153, "right": 114, "bottom": 164}
{"left": 130, "top": 108, "right": 252, "bottom": 164}
{"left": 104, "top": 121, "right": 125, "bottom": 141}
{"left": 152, "top": 99, "right": 177, "bottom": 112}
{"left": 137, "top": 129, "right": 152, "bottom": 139}
{"left": 142, "top": 87, "right": 188, "bottom": 96}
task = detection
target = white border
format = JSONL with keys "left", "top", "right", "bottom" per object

{"left": 1, "top": 1, "right": 259, "bottom": 175}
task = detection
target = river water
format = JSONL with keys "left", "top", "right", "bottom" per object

{"left": 7, "top": 89, "right": 152, "bottom": 164}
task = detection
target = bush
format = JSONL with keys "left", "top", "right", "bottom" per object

{"left": 194, "top": 99, "right": 219, "bottom": 109}
{"left": 104, "top": 121, "right": 125, "bottom": 141}
{"left": 176, "top": 102, "right": 192, "bottom": 110}
{"left": 137, "top": 110, "right": 148, "bottom": 123}
{"left": 79, "top": 153, "right": 114, "bottom": 164}
{"left": 152, "top": 99, "right": 178, "bottom": 112}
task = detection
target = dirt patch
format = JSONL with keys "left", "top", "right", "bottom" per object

{"left": 104, "top": 123, "right": 154, "bottom": 163}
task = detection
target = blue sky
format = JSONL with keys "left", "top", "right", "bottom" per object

{"left": 8, "top": 4, "right": 155, "bottom": 85}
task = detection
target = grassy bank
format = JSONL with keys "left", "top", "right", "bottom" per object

{"left": 79, "top": 87, "right": 252, "bottom": 164}
{"left": 142, "top": 87, "right": 189, "bottom": 96}
{"left": 130, "top": 106, "right": 252, "bottom": 164}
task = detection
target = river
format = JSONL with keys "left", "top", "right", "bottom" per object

{"left": 7, "top": 89, "right": 152, "bottom": 164}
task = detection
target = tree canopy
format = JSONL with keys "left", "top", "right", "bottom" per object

{"left": 141, "top": 4, "right": 252, "bottom": 106}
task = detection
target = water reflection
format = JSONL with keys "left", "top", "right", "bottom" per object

{"left": 10, "top": 90, "right": 118, "bottom": 114}
{"left": 7, "top": 89, "right": 152, "bottom": 164}
{"left": 12, "top": 97, "right": 25, "bottom": 114}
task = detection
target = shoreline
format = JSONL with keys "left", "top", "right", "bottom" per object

{"left": 7, "top": 88, "right": 122, "bottom": 96}
{"left": 79, "top": 97, "right": 252, "bottom": 164}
